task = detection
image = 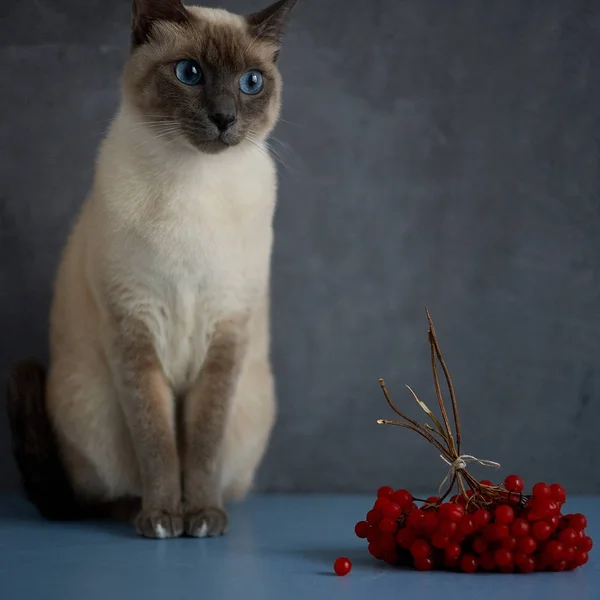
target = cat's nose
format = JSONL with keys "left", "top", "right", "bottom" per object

{"left": 209, "top": 112, "right": 237, "bottom": 132}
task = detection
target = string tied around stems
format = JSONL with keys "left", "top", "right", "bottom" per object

{"left": 438, "top": 454, "right": 501, "bottom": 497}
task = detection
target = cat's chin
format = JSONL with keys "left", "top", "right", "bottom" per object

{"left": 186, "top": 136, "right": 242, "bottom": 155}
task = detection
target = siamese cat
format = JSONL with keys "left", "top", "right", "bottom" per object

{"left": 6, "top": 0, "right": 298, "bottom": 538}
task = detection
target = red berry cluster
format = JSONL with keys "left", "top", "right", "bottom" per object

{"left": 354, "top": 478, "right": 593, "bottom": 573}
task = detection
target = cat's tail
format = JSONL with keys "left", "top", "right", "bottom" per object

{"left": 6, "top": 360, "right": 84, "bottom": 520}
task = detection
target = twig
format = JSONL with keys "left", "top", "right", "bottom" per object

{"left": 377, "top": 309, "right": 509, "bottom": 509}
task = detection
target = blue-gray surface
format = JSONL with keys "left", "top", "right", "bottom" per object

{"left": 1, "top": 0, "right": 600, "bottom": 494}
{"left": 0, "top": 494, "right": 598, "bottom": 600}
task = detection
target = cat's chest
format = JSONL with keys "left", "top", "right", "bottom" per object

{"left": 129, "top": 227, "right": 264, "bottom": 392}
{"left": 128, "top": 182, "right": 273, "bottom": 389}
{"left": 104, "top": 145, "right": 275, "bottom": 389}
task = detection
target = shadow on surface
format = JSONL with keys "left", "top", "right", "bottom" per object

{"left": 0, "top": 494, "right": 136, "bottom": 538}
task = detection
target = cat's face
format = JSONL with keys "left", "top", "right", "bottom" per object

{"left": 123, "top": 0, "right": 297, "bottom": 154}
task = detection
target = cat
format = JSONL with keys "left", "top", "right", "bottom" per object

{"left": 6, "top": 0, "right": 298, "bottom": 539}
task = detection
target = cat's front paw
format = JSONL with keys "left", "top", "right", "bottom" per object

{"left": 184, "top": 506, "right": 228, "bottom": 538}
{"left": 135, "top": 509, "right": 184, "bottom": 539}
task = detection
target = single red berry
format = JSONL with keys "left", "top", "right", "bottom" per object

{"left": 501, "top": 536, "right": 518, "bottom": 551}
{"left": 374, "top": 498, "right": 391, "bottom": 513}
{"left": 494, "top": 548, "right": 513, "bottom": 568}
{"left": 563, "top": 545, "right": 576, "bottom": 563}
{"left": 432, "top": 533, "right": 450, "bottom": 549}
{"left": 382, "top": 501, "right": 402, "bottom": 520}
{"left": 532, "top": 521, "right": 552, "bottom": 541}
{"left": 423, "top": 512, "right": 439, "bottom": 534}
{"left": 504, "top": 474, "right": 525, "bottom": 492}
{"left": 549, "top": 484, "right": 567, "bottom": 504}
{"left": 410, "top": 539, "right": 432, "bottom": 560}
{"left": 552, "top": 561, "right": 568, "bottom": 572}
{"left": 438, "top": 520, "right": 458, "bottom": 538}
{"left": 354, "top": 521, "right": 370, "bottom": 539}
{"left": 479, "top": 551, "right": 496, "bottom": 571}
{"left": 392, "top": 489, "right": 412, "bottom": 507}
{"left": 366, "top": 528, "right": 381, "bottom": 544}
{"left": 439, "top": 503, "right": 465, "bottom": 522}
{"left": 368, "top": 542, "right": 384, "bottom": 559}
{"left": 495, "top": 505, "right": 515, "bottom": 525}
{"left": 530, "top": 498, "right": 557, "bottom": 520}
{"left": 366, "top": 509, "right": 382, "bottom": 526}
{"left": 460, "top": 554, "right": 478, "bottom": 573}
{"left": 543, "top": 540, "right": 565, "bottom": 563}
{"left": 334, "top": 557, "right": 352, "bottom": 576}
{"left": 511, "top": 518, "right": 530, "bottom": 538}
{"left": 473, "top": 509, "right": 491, "bottom": 529}
{"left": 396, "top": 527, "right": 416, "bottom": 549}
{"left": 379, "top": 517, "right": 398, "bottom": 535}
{"left": 383, "top": 550, "right": 398, "bottom": 565}
{"left": 569, "top": 514, "right": 588, "bottom": 531}
{"left": 407, "top": 509, "right": 425, "bottom": 530}
{"left": 579, "top": 536, "right": 594, "bottom": 552}
{"left": 377, "top": 486, "right": 394, "bottom": 500}
{"left": 515, "top": 553, "right": 535, "bottom": 574}
{"left": 532, "top": 482, "right": 551, "bottom": 498}
{"left": 518, "top": 536, "right": 537, "bottom": 555}
{"left": 445, "top": 543, "right": 462, "bottom": 561}
{"left": 480, "top": 480, "right": 494, "bottom": 486}
{"left": 559, "top": 528, "right": 577, "bottom": 546}
{"left": 574, "top": 551, "right": 589, "bottom": 567}
{"left": 558, "top": 527, "right": 577, "bottom": 546}
{"left": 414, "top": 557, "right": 434, "bottom": 571}
{"left": 425, "top": 496, "right": 440, "bottom": 504}
{"left": 457, "top": 517, "right": 475, "bottom": 538}
{"left": 472, "top": 537, "right": 488, "bottom": 554}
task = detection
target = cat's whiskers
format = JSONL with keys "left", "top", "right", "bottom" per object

{"left": 131, "top": 126, "right": 182, "bottom": 152}
{"left": 246, "top": 134, "right": 291, "bottom": 173}
{"left": 277, "top": 117, "right": 304, "bottom": 129}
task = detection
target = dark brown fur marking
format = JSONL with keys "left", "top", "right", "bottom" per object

{"left": 124, "top": 0, "right": 298, "bottom": 153}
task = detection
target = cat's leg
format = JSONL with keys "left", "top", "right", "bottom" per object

{"left": 182, "top": 316, "right": 248, "bottom": 537}
{"left": 111, "top": 318, "right": 183, "bottom": 538}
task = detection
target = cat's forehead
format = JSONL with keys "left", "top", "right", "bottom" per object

{"left": 148, "top": 7, "right": 276, "bottom": 71}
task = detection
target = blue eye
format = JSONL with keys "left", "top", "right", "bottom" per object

{"left": 239, "top": 70, "right": 264, "bottom": 95}
{"left": 175, "top": 60, "right": 202, "bottom": 85}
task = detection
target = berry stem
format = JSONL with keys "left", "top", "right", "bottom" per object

{"left": 377, "top": 309, "right": 509, "bottom": 510}
{"left": 426, "top": 307, "right": 462, "bottom": 456}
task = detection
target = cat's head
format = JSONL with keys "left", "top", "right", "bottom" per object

{"left": 123, "top": 0, "right": 298, "bottom": 154}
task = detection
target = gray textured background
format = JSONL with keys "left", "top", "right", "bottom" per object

{"left": 1, "top": 0, "right": 599, "bottom": 495}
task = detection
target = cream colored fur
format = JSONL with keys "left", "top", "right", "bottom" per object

{"left": 46, "top": 16, "right": 278, "bottom": 504}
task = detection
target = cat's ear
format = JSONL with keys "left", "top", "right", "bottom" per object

{"left": 131, "top": 0, "right": 190, "bottom": 48}
{"left": 246, "top": 0, "right": 298, "bottom": 50}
